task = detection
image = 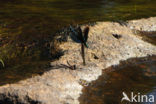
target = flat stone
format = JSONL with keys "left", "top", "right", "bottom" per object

{"left": 0, "top": 17, "right": 156, "bottom": 104}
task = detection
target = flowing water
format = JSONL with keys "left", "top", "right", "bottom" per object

{"left": 79, "top": 56, "right": 156, "bottom": 104}
{"left": 0, "top": 0, "right": 156, "bottom": 45}
{"left": 0, "top": 0, "right": 156, "bottom": 91}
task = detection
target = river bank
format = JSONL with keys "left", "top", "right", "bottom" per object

{"left": 0, "top": 17, "right": 156, "bottom": 104}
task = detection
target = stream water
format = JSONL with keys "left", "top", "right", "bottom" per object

{"left": 79, "top": 56, "right": 156, "bottom": 104}
{"left": 0, "top": 1, "right": 156, "bottom": 102}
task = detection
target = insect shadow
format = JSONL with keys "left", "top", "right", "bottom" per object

{"left": 51, "top": 61, "right": 76, "bottom": 70}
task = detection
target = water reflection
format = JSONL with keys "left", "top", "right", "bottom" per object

{"left": 143, "top": 87, "right": 156, "bottom": 104}
{"left": 79, "top": 56, "right": 156, "bottom": 104}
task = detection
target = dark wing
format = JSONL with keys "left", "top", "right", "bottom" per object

{"left": 77, "top": 26, "right": 84, "bottom": 42}
{"left": 69, "top": 26, "right": 81, "bottom": 43}
{"left": 83, "top": 27, "right": 89, "bottom": 42}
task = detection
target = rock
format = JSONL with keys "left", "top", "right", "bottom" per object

{"left": 127, "top": 17, "right": 156, "bottom": 31}
{"left": 0, "top": 17, "right": 156, "bottom": 104}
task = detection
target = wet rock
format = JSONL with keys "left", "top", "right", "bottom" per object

{"left": 0, "top": 17, "right": 156, "bottom": 104}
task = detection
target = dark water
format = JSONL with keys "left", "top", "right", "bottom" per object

{"left": 136, "top": 31, "right": 156, "bottom": 46}
{"left": 0, "top": 0, "right": 156, "bottom": 85}
{"left": 0, "top": 0, "right": 156, "bottom": 44}
{"left": 79, "top": 56, "right": 156, "bottom": 104}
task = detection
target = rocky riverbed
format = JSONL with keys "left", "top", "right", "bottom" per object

{"left": 0, "top": 17, "right": 156, "bottom": 104}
